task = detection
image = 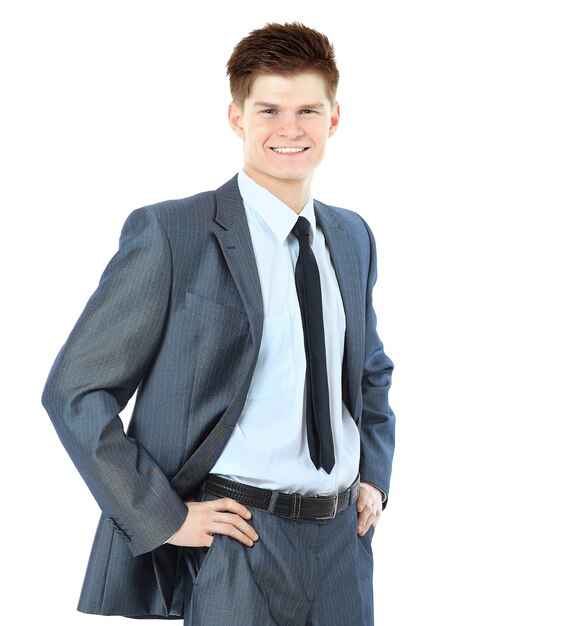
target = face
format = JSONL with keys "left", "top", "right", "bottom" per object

{"left": 228, "top": 72, "right": 340, "bottom": 193}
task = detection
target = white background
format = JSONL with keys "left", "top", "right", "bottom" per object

{"left": 1, "top": 1, "right": 587, "bottom": 624}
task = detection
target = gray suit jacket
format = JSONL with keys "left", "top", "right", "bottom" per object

{"left": 42, "top": 175, "right": 395, "bottom": 618}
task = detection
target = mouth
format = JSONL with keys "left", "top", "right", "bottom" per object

{"left": 270, "top": 147, "right": 309, "bottom": 154}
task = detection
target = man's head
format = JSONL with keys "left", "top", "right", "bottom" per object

{"left": 227, "top": 23, "right": 341, "bottom": 207}
{"left": 227, "top": 22, "right": 339, "bottom": 108}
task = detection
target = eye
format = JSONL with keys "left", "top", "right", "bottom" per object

{"left": 262, "top": 109, "right": 278, "bottom": 115}
{"left": 300, "top": 109, "right": 316, "bottom": 115}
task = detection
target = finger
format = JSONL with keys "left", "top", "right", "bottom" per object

{"left": 357, "top": 492, "right": 375, "bottom": 515}
{"left": 210, "top": 522, "right": 258, "bottom": 547}
{"left": 358, "top": 513, "right": 375, "bottom": 536}
{"left": 356, "top": 491, "right": 368, "bottom": 513}
{"left": 212, "top": 512, "right": 259, "bottom": 542}
{"left": 204, "top": 497, "right": 252, "bottom": 519}
{"left": 357, "top": 507, "right": 370, "bottom": 526}
{"left": 357, "top": 508, "right": 369, "bottom": 530}
{"left": 357, "top": 505, "right": 376, "bottom": 534}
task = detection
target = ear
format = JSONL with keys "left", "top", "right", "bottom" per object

{"left": 228, "top": 102, "right": 245, "bottom": 139}
{"left": 328, "top": 102, "right": 341, "bottom": 138}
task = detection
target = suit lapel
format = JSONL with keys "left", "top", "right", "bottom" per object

{"left": 315, "top": 202, "right": 364, "bottom": 419}
{"left": 213, "top": 176, "right": 264, "bottom": 350}
{"left": 172, "top": 176, "right": 264, "bottom": 497}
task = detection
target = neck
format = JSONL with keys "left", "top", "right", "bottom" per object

{"left": 244, "top": 167, "right": 311, "bottom": 214}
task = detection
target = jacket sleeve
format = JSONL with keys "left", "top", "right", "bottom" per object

{"left": 358, "top": 218, "right": 396, "bottom": 508}
{"left": 42, "top": 207, "right": 188, "bottom": 556}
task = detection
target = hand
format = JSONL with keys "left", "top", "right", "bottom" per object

{"left": 356, "top": 482, "right": 383, "bottom": 536}
{"left": 168, "top": 498, "right": 258, "bottom": 548}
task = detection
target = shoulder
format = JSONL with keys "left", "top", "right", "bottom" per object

{"left": 120, "top": 173, "right": 240, "bottom": 240}
{"left": 133, "top": 189, "right": 218, "bottom": 232}
{"left": 115, "top": 190, "right": 217, "bottom": 251}
{"left": 123, "top": 175, "right": 240, "bottom": 236}
{"left": 314, "top": 199, "right": 374, "bottom": 244}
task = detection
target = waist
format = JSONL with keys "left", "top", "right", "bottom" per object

{"left": 201, "top": 474, "right": 361, "bottom": 521}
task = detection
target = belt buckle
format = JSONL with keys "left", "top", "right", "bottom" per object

{"left": 316, "top": 492, "right": 339, "bottom": 520}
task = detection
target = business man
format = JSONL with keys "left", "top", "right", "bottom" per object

{"left": 43, "top": 22, "right": 395, "bottom": 626}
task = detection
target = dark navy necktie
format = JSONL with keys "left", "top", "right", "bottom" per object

{"left": 292, "top": 216, "right": 335, "bottom": 474}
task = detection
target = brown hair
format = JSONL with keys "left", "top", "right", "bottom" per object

{"left": 227, "top": 22, "right": 339, "bottom": 106}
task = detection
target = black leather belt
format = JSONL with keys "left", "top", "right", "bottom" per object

{"left": 201, "top": 475, "right": 361, "bottom": 521}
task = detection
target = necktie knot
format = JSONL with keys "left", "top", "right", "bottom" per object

{"left": 292, "top": 216, "right": 311, "bottom": 239}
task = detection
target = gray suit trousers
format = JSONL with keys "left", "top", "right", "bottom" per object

{"left": 183, "top": 493, "right": 374, "bottom": 626}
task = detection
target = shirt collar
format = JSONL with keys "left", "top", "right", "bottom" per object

{"left": 237, "top": 170, "right": 316, "bottom": 244}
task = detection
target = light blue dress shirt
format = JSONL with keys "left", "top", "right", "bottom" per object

{"left": 210, "top": 171, "right": 360, "bottom": 496}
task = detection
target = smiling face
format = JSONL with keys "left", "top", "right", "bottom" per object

{"left": 228, "top": 72, "right": 340, "bottom": 207}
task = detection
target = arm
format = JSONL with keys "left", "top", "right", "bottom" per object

{"left": 42, "top": 207, "right": 187, "bottom": 556}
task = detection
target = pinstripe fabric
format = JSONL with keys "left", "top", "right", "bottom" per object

{"left": 41, "top": 175, "right": 394, "bottom": 618}
{"left": 319, "top": 209, "right": 396, "bottom": 502}
{"left": 184, "top": 493, "right": 374, "bottom": 626}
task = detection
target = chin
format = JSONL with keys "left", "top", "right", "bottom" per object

{"left": 269, "top": 166, "right": 312, "bottom": 180}
{"left": 274, "top": 173, "right": 310, "bottom": 183}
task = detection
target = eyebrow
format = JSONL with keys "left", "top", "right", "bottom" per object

{"left": 253, "top": 102, "right": 327, "bottom": 109}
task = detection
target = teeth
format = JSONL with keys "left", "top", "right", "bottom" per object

{"left": 272, "top": 147, "right": 306, "bottom": 154}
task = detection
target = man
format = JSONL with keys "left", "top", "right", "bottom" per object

{"left": 43, "top": 22, "right": 395, "bottom": 626}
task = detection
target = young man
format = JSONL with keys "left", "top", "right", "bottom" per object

{"left": 43, "top": 22, "right": 395, "bottom": 626}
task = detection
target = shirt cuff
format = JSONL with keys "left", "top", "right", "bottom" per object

{"left": 163, "top": 530, "right": 178, "bottom": 545}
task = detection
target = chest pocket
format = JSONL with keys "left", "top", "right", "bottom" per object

{"left": 247, "top": 313, "right": 296, "bottom": 399}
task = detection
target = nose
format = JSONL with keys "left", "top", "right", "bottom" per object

{"left": 277, "top": 114, "right": 304, "bottom": 140}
